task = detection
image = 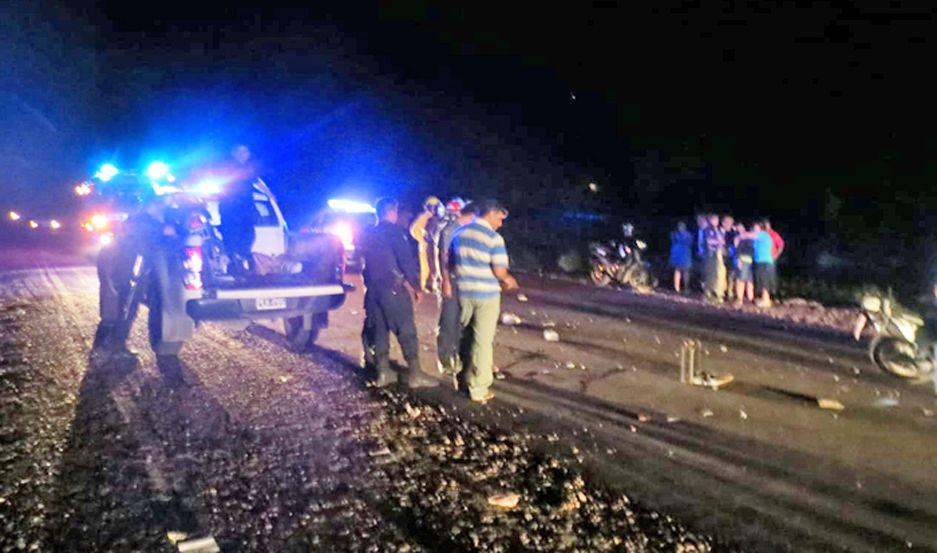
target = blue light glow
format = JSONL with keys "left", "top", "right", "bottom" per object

{"left": 95, "top": 164, "right": 119, "bottom": 182}
{"left": 146, "top": 161, "right": 171, "bottom": 181}
{"left": 328, "top": 199, "right": 376, "bottom": 214}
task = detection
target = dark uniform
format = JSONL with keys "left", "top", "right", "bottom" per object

{"left": 360, "top": 220, "right": 423, "bottom": 384}
{"left": 436, "top": 217, "right": 463, "bottom": 374}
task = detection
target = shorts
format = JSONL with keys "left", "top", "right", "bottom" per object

{"left": 733, "top": 261, "right": 753, "bottom": 283}
{"left": 753, "top": 262, "right": 776, "bottom": 294}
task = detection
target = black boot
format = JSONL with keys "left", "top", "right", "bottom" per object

{"left": 373, "top": 357, "right": 397, "bottom": 387}
{"left": 403, "top": 357, "right": 437, "bottom": 388}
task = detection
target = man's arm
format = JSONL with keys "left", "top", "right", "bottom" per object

{"left": 490, "top": 236, "right": 518, "bottom": 291}
{"left": 392, "top": 229, "right": 421, "bottom": 290}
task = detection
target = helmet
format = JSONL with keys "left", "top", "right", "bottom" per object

{"left": 446, "top": 197, "right": 466, "bottom": 213}
{"left": 424, "top": 196, "right": 441, "bottom": 209}
{"left": 621, "top": 223, "right": 634, "bottom": 237}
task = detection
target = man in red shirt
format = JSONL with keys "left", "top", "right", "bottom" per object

{"left": 764, "top": 220, "right": 784, "bottom": 261}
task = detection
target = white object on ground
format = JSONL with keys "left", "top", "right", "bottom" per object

{"left": 543, "top": 329, "right": 560, "bottom": 342}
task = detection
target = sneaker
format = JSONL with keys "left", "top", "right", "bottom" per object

{"left": 471, "top": 390, "right": 495, "bottom": 404}
{"left": 755, "top": 299, "right": 772, "bottom": 309}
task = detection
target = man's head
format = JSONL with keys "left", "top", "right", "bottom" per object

{"left": 696, "top": 214, "right": 708, "bottom": 227}
{"left": 458, "top": 202, "right": 477, "bottom": 225}
{"left": 231, "top": 144, "right": 251, "bottom": 165}
{"left": 476, "top": 199, "right": 509, "bottom": 231}
{"left": 762, "top": 219, "right": 773, "bottom": 230}
{"left": 676, "top": 221, "right": 687, "bottom": 232}
{"left": 708, "top": 213, "right": 720, "bottom": 227}
{"left": 721, "top": 215, "right": 734, "bottom": 230}
{"left": 752, "top": 221, "right": 764, "bottom": 232}
{"left": 375, "top": 198, "right": 399, "bottom": 224}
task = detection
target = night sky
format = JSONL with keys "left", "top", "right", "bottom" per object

{"left": 4, "top": 1, "right": 937, "bottom": 265}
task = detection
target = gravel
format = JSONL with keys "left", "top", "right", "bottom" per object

{"left": 0, "top": 296, "right": 726, "bottom": 552}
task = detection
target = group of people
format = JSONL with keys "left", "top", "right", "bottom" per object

{"left": 358, "top": 196, "right": 517, "bottom": 404}
{"left": 669, "top": 214, "right": 785, "bottom": 308}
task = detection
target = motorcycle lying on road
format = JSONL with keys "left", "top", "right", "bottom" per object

{"left": 854, "top": 292, "right": 936, "bottom": 380}
{"left": 589, "top": 225, "right": 657, "bottom": 290}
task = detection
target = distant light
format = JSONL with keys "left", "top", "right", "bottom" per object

{"left": 588, "top": 182, "right": 599, "bottom": 193}
{"left": 326, "top": 222, "right": 355, "bottom": 250}
{"left": 90, "top": 213, "right": 108, "bottom": 230}
{"left": 95, "top": 164, "right": 119, "bottom": 182}
{"left": 98, "top": 233, "right": 114, "bottom": 246}
{"left": 49, "top": 219, "right": 61, "bottom": 230}
{"left": 327, "top": 199, "right": 376, "bottom": 214}
{"left": 193, "top": 178, "right": 222, "bottom": 196}
{"left": 28, "top": 220, "right": 39, "bottom": 229}
{"left": 74, "top": 182, "right": 93, "bottom": 196}
{"left": 8, "top": 211, "right": 21, "bottom": 221}
{"left": 82, "top": 222, "right": 94, "bottom": 232}
{"left": 146, "top": 161, "right": 170, "bottom": 181}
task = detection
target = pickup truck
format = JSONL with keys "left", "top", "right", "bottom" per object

{"left": 93, "top": 163, "right": 348, "bottom": 356}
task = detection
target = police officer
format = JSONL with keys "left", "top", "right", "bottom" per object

{"left": 360, "top": 198, "right": 437, "bottom": 388}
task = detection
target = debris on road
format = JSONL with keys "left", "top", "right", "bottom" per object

{"left": 666, "top": 415, "right": 681, "bottom": 423}
{"left": 638, "top": 413, "right": 651, "bottom": 422}
{"left": 872, "top": 397, "right": 899, "bottom": 408}
{"left": 719, "top": 344, "right": 728, "bottom": 353}
{"left": 543, "top": 329, "right": 560, "bottom": 342}
{"left": 166, "top": 531, "right": 189, "bottom": 544}
{"left": 487, "top": 492, "right": 521, "bottom": 509}
{"left": 500, "top": 312, "right": 523, "bottom": 326}
{"left": 817, "top": 398, "right": 846, "bottom": 411}
{"left": 177, "top": 536, "right": 220, "bottom": 553}
{"left": 739, "top": 408, "right": 748, "bottom": 420}
{"left": 700, "top": 409, "right": 714, "bottom": 418}
{"left": 516, "top": 293, "right": 529, "bottom": 302}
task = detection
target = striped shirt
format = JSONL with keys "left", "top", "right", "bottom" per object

{"left": 451, "top": 218, "right": 509, "bottom": 299}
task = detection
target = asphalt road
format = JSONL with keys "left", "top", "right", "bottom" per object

{"left": 2, "top": 244, "right": 936, "bottom": 551}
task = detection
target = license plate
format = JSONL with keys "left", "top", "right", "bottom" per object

{"left": 256, "top": 297, "right": 287, "bottom": 310}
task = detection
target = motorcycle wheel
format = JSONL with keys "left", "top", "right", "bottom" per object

{"left": 623, "top": 264, "right": 651, "bottom": 289}
{"left": 871, "top": 337, "right": 926, "bottom": 379}
{"left": 590, "top": 263, "right": 612, "bottom": 287}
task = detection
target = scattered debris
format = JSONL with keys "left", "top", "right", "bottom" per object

{"left": 629, "top": 425, "right": 638, "bottom": 433}
{"left": 922, "top": 408, "right": 934, "bottom": 417}
{"left": 500, "top": 313, "right": 523, "bottom": 326}
{"left": 516, "top": 293, "right": 529, "bottom": 302}
{"left": 565, "top": 362, "right": 576, "bottom": 370}
{"left": 700, "top": 409, "right": 714, "bottom": 418}
{"left": 404, "top": 403, "right": 422, "bottom": 419}
{"left": 177, "top": 536, "right": 220, "bottom": 553}
{"left": 739, "top": 409, "right": 748, "bottom": 420}
{"left": 666, "top": 416, "right": 681, "bottom": 423}
{"left": 719, "top": 345, "right": 728, "bottom": 353}
{"left": 817, "top": 398, "right": 845, "bottom": 411}
{"left": 872, "top": 397, "right": 899, "bottom": 408}
{"left": 167, "top": 531, "right": 188, "bottom": 545}
{"left": 637, "top": 413, "right": 651, "bottom": 422}
{"left": 487, "top": 492, "right": 521, "bottom": 509}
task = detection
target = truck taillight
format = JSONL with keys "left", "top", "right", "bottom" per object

{"left": 183, "top": 246, "right": 203, "bottom": 290}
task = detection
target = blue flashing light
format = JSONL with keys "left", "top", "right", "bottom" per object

{"left": 146, "top": 161, "right": 170, "bottom": 181}
{"left": 327, "top": 199, "right": 376, "bottom": 214}
{"left": 193, "top": 178, "right": 223, "bottom": 196}
{"left": 95, "top": 164, "right": 119, "bottom": 182}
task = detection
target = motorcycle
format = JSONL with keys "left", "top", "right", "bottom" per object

{"left": 854, "top": 292, "right": 935, "bottom": 380}
{"left": 589, "top": 224, "right": 656, "bottom": 289}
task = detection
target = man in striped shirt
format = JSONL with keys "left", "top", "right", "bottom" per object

{"left": 450, "top": 199, "right": 518, "bottom": 403}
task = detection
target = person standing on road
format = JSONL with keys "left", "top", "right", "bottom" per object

{"left": 732, "top": 222, "right": 755, "bottom": 306}
{"left": 436, "top": 200, "right": 476, "bottom": 379}
{"left": 409, "top": 196, "right": 443, "bottom": 292}
{"left": 721, "top": 215, "right": 738, "bottom": 300}
{"left": 669, "top": 221, "right": 693, "bottom": 293}
{"left": 451, "top": 199, "right": 518, "bottom": 404}
{"left": 749, "top": 221, "right": 776, "bottom": 309}
{"left": 764, "top": 219, "right": 785, "bottom": 261}
{"left": 701, "top": 214, "right": 727, "bottom": 302}
{"left": 360, "top": 198, "right": 437, "bottom": 388}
